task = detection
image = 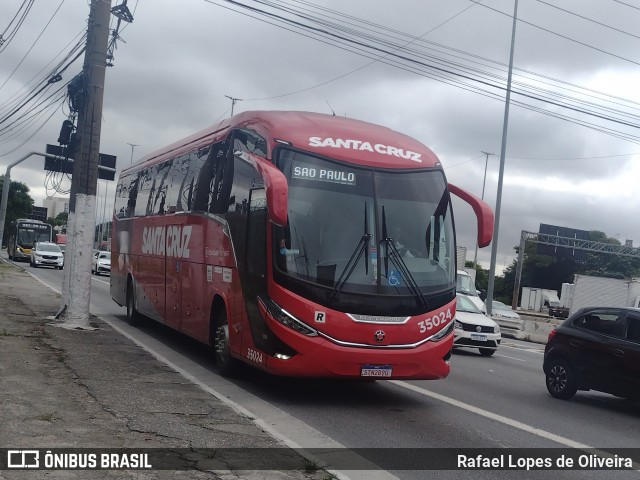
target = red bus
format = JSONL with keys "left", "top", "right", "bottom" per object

{"left": 110, "top": 111, "right": 493, "bottom": 379}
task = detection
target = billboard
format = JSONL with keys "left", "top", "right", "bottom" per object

{"left": 30, "top": 206, "right": 48, "bottom": 222}
{"left": 537, "top": 224, "right": 590, "bottom": 259}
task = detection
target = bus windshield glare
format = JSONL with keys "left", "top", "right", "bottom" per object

{"left": 274, "top": 149, "right": 455, "bottom": 302}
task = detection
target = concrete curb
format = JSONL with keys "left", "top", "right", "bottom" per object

{"left": 494, "top": 313, "right": 563, "bottom": 345}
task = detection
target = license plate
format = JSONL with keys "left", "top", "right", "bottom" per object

{"left": 361, "top": 365, "right": 392, "bottom": 377}
{"left": 471, "top": 333, "right": 487, "bottom": 341}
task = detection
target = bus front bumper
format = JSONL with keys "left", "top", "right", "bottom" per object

{"left": 264, "top": 319, "right": 453, "bottom": 380}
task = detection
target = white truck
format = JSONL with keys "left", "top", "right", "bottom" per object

{"left": 565, "top": 274, "right": 640, "bottom": 316}
{"left": 520, "top": 287, "right": 562, "bottom": 313}
{"left": 456, "top": 269, "right": 484, "bottom": 311}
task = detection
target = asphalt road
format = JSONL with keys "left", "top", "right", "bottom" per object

{"left": 12, "top": 256, "right": 640, "bottom": 480}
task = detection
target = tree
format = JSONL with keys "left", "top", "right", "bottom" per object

{"left": 0, "top": 176, "right": 35, "bottom": 246}
{"left": 47, "top": 211, "right": 69, "bottom": 228}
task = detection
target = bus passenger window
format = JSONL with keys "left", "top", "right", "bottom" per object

{"left": 246, "top": 188, "right": 267, "bottom": 277}
{"left": 193, "top": 141, "right": 227, "bottom": 213}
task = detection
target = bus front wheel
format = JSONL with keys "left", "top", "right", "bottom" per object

{"left": 214, "top": 310, "right": 237, "bottom": 377}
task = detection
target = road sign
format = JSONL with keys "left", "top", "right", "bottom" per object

{"left": 44, "top": 144, "right": 116, "bottom": 180}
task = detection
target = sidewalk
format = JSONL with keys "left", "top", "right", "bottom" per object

{"left": 0, "top": 259, "right": 328, "bottom": 480}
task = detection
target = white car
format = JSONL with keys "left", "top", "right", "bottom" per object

{"left": 489, "top": 300, "right": 521, "bottom": 320}
{"left": 453, "top": 294, "right": 501, "bottom": 356}
{"left": 91, "top": 251, "right": 111, "bottom": 275}
{"left": 30, "top": 242, "right": 64, "bottom": 270}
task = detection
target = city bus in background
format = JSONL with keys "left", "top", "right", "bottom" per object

{"left": 7, "top": 219, "right": 53, "bottom": 261}
{"left": 110, "top": 111, "right": 493, "bottom": 379}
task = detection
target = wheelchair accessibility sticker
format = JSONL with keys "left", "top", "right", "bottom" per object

{"left": 388, "top": 269, "right": 402, "bottom": 287}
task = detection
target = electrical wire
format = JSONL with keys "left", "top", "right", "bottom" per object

{"left": 0, "top": 0, "right": 66, "bottom": 91}
{"left": 0, "top": 0, "right": 35, "bottom": 54}
{"left": 202, "top": 0, "right": 640, "bottom": 143}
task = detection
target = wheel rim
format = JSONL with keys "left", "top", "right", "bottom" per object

{"left": 215, "top": 324, "right": 230, "bottom": 364}
{"left": 548, "top": 364, "right": 568, "bottom": 393}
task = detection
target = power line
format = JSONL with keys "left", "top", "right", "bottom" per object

{"left": 536, "top": 0, "right": 640, "bottom": 41}
{"left": 469, "top": 0, "right": 640, "bottom": 68}
{"left": 0, "top": 0, "right": 35, "bottom": 53}
{"left": 0, "top": 0, "right": 66, "bottom": 91}
{"left": 202, "top": 0, "right": 640, "bottom": 144}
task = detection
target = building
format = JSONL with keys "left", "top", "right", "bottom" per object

{"left": 43, "top": 196, "right": 69, "bottom": 219}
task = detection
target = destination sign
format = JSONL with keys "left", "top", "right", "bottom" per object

{"left": 21, "top": 223, "right": 50, "bottom": 230}
{"left": 292, "top": 165, "right": 356, "bottom": 186}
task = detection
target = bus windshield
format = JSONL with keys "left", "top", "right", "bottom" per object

{"left": 17, "top": 225, "right": 51, "bottom": 248}
{"left": 274, "top": 149, "right": 455, "bottom": 304}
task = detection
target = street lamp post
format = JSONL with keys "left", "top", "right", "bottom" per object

{"left": 127, "top": 143, "right": 139, "bottom": 165}
{"left": 473, "top": 151, "right": 494, "bottom": 268}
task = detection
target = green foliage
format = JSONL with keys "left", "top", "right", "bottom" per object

{"left": 49, "top": 211, "right": 68, "bottom": 226}
{"left": 0, "top": 176, "right": 35, "bottom": 245}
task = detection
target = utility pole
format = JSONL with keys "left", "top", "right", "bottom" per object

{"left": 472, "top": 151, "right": 494, "bottom": 268}
{"left": 225, "top": 95, "right": 242, "bottom": 116}
{"left": 486, "top": 0, "right": 519, "bottom": 317}
{"left": 60, "top": 0, "right": 112, "bottom": 328}
{"left": 127, "top": 142, "right": 139, "bottom": 164}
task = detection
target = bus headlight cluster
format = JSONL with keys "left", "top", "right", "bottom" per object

{"left": 266, "top": 300, "right": 318, "bottom": 337}
{"left": 429, "top": 320, "right": 454, "bottom": 342}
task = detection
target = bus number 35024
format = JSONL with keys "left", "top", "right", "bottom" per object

{"left": 418, "top": 309, "right": 453, "bottom": 334}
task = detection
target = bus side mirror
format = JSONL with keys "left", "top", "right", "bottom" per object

{"left": 239, "top": 152, "right": 288, "bottom": 226}
{"left": 448, "top": 183, "right": 494, "bottom": 248}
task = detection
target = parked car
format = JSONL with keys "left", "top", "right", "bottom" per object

{"left": 488, "top": 300, "right": 521, "bottom": 320}
{"left": 453, "top": 293, "right": 501, "bottom": 357}
{"left": 91, "top": 251, "right": 111, "bottom": 275}
{"left": 543, "top": 306, "right": 640, "bottom": 400}
{"left": 545, "top": 300, "right": 569, "bottom": 318}
{"left": 29, "top": 242, "right": 64, "bottom": 269}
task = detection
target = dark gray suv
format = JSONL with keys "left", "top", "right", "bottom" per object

{"left": 543, "top": 306, "right": 640, "bottom": 400}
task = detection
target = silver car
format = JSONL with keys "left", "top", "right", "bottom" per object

{"left": 30, "top": 242, "right": 64, "bottom": 270}
{"left": 91, "top": 251, "right": 111, "bottom": 275}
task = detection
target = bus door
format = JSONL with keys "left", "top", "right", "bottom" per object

{"left": 165, "top": 224, "right": 183, "bottom": 330}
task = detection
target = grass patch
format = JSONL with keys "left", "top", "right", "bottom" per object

{"left": 304, "top": 459, "right": 322, "bottom": 472}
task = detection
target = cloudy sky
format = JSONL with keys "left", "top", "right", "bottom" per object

{"left": 1, "top": 0, "right": 640, "bottom": 273}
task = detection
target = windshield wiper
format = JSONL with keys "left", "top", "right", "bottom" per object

{"left": 330, "top": 203, "right": 371, "bottom": 300}
{"left": 381, "top": 206, "right": 428, "bottom": 309}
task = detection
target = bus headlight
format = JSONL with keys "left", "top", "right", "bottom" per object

{"left": 264, "top": 299, "right": 318, "bottom": 337}
{"left": 429, "top": 320, "right": 454, "bottom": 342}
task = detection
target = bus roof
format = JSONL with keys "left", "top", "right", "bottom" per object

{"left": 124, "top": 111, "right": 441, "bottom": 174}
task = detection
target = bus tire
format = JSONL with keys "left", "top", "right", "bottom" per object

{"left": 126, "top": 281, "right": 143, "bottom": 326}
{"left": 214, "top": 309, "right": 238, "bottom": 377}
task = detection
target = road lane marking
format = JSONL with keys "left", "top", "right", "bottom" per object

{"left": 393, "top": 380, "right": 592, "bottom": 449}
{"left": 494, "top": 353, "right": 526, "bottom": 362}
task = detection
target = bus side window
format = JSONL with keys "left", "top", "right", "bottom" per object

{"left": 135, "top": 167, "right": 157, "bottom": 217}
{"left": 114, "top": 173, "right": 137, "bottom": 219}
{"left": 164, "top": 155, "right": 190, "bottom": 213}
{"left": 150, "top": 161, "right": 172, "bottom": 215}
{"left": 246, "top": 188, "right": 267, "bottom": 277}
{"left": 126, "top": 174, "right": 139, "bottom": 218}
{"left": 233, "top": 129, "right": 267, "bottom": 157}
{"left": 183, "top": 147, "right": 209, "bottom": 211}
{"left": 193, "top": 141, "right": 233, "bottom": 213}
